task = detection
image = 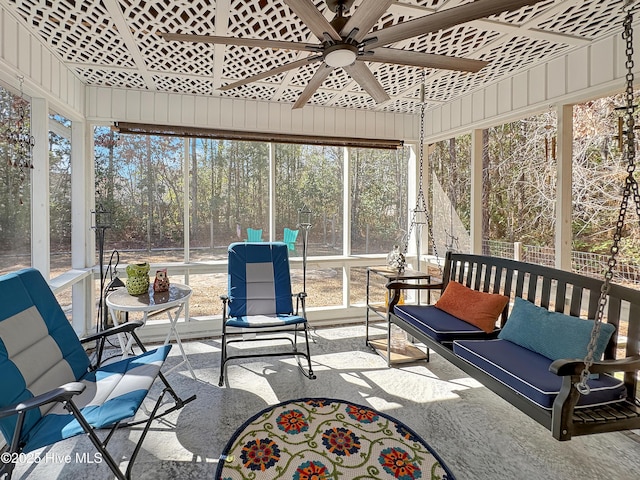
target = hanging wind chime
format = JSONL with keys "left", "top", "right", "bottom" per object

{"left": 544, "top": 109, "right": 556, "bottom": 161}
{"left": 5, "top": 75, "right": 35, "bottom": 204}
{"left": 577, "top": 2, "right": 639, "bottom": 394}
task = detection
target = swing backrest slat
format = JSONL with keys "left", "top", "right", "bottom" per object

{"left": 441, "top": 252, "right": 635, "bottom": 362}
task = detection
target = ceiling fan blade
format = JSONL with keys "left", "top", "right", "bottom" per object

{"left": 293, "top": 64, "right": 334, "bottom": 109}
{"left": 220, "top": 56, "right": 322, "bottom": 91}
{"left": 365, "top": 47, "right": 488, "bottom": 73}
{"left": 343, "top": 62, "right": 390, "bottom": 104}
{"left": 284, "top": 0, "right": 341, "bottom": 42}
{"left": 340, "top": 0, "right": 394, "bottom": 42}
{"left": 366, "top": 0, "right": 548, "bottom": 48}
{"left": 160, "top": 32, "right": 315, "bottom": 52}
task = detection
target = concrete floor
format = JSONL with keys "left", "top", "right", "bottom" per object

{"left": 8, "top": 324, "right": 640, "bottom": 480}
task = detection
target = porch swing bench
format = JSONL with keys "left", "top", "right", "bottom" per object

{"left": 383, "top": 3, "right": 640, "bottom": 441}
{"left": 387, "top": 251, "right": 640, "bottom": 441}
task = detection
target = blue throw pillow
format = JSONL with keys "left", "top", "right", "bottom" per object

{"left": 498, "top": 297, "right": 615, "bottom": 361}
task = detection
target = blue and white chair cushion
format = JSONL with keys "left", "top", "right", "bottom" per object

{"left": 20, "top": 346, "right": 170, "bottom": 452}
{"left": 219, "top": 242, "right": 315, "bottom": 385}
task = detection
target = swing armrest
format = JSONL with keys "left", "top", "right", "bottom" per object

{"left": 384, "top": 280, "right": 443, "bottom": 312}
{"left": 551, "top": 355, "right": 640, "bottom": 440}
{"left": 385, "top": 280, "right": 443, "bottom": 291}
{"left": 550, "top": 355, "right": 640, "bottom": 376}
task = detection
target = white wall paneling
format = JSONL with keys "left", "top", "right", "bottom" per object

{"left": 512, "top": 71, "right": 529, "bottom": 111}
{"left": 0, "top": 4, "right": 84, "bottom": 120}
{"left": 529, "top": 64, "right": 547, "bottom": 106}
{"left": 547, "top": 56, "right": 568, "bottom": 100}
{"left": 590, "top": 35, "right": 615, "bottom": 87}
{"left": 86, "top": 86, "right": 419, "bottom": 143}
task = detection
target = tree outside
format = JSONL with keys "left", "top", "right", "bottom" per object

{"left": 429, "top": 94, "right": 640, "bottom": 266}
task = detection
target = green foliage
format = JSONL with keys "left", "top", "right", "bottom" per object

{"left": 92, "top": 130, "right": 408, "bottom": 254}
{"left": 348, "top": 146, "right": 408, "bottom": 252}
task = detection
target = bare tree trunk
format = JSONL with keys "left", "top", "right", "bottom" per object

{"left": 448, "top": 138, "right": 457, "bottom": 211}
{"left": 191, "top": 138, "right": 198, "bottom": 242}
{"left": 482, "top": 129, "right": 490, "bottom": 255}
{"left": 106, "top": 129, "right": 115, "bottom": 204}
{"left": 146, "top": 135, "right": 152, "bottom": 251}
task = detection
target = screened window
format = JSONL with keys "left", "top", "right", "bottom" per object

{"left": 349, "top": 146, "right": 409, "bottom": 255}
{"left": 275, "top": 144, "right": 344, "bottom": 257}
{"left": 49, "top": 112, "right": 72, "bottom": 277}
{"left": 189, "top": 138, "right": 269, "bottom": 259}
{"left": 94, "top": 128, "right": 407, "bottom": 311}
{"left": 0, "top": 83, "right": 32, "bottom": 276}
{"left": 95, "top": 128, "right": 185, "bottom": 264}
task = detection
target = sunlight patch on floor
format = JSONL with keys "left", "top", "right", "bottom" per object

{"left": 450, "top": 377, "right": 484, "bottom": 389}
{"left": 303, "top": 350, "right": 386, "bottom": 370}
{"left": 357, "top": 394, "right": 404, "bottom": 412}
{"left": 362, "top": 367, "right": 465, "bottom": 403}
{"left": 340, "top": 371, "right": 376, "bottom": 388}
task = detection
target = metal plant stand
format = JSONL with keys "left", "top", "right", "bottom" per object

{"left": 297, "top": 205, "right": 312, "bottom": 293}
{"left": 92, "top": 203, "right": 112, "bottom": 331}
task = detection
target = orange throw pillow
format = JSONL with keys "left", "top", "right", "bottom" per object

{"left": 435, "top": 281, "right": 509, "bottom": 333}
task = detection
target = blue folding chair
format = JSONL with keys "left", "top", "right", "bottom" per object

{"left": 219, "top": 242, "right": 315, "bottom": 386}
{"left": 245, "top": 228, "right": 263, "bottom": 242}
{"left": 283, "top": 227, "right": 299, "bottom": 251}
{"left": 0, "top": 268, "right": 195, "bottom": 480}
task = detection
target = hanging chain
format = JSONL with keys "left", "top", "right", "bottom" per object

{"left": 577, "top": 7, "right": 639, "bottom": 394}
{"left": 402, "top": 70, "right": 441, "bottom": 274}
{"left": 402, "top": 72, "right": 426, "bottom": 255}
{"left": 418, "top": 72, "right": 426, "bottom": 196}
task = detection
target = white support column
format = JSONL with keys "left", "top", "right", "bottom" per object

{"left": 423, "top": 143, "right": 431, "bottom": 257}
{"left": 269, "top": 142, "right": 275, "bottom": 242}
{"left": 182, "top": 138, "right": 190, "bottom": 321}
{"left": 183, "top": 138, "right": 190, "bottom": 264}
{"left": 470, "top": 129, "right": 483, "bottom": 254}
{"left": 342, "top": 147, "right": 350, "bottom": 308}
{"left": 407, "top": 144, "right": 417, "bottom": 261}
{"left": 71, "top": 120, "right": 92, "bottom": 335}
{"left": 30, "top": 97, "right": 50, "bottom": 277}
{"left": 555, "top": 104, "right": 573, "bottom": 271}
{"left": 342, "top": 147, "right": 351, "bottom": 256}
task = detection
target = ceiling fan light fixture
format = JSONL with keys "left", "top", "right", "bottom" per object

{"left": 324, "top": 43, "right": 358, "bottom": 67}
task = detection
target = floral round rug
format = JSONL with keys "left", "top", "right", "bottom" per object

{"left": 215, "top": 397, "right": 455, "bottom": 479}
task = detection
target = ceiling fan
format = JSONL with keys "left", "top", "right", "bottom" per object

{"left": 161, "top": 0, "right": 547, "bottom": 109}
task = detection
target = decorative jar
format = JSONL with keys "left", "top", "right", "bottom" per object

{"left": 153, "top": 268, "right": 170, "bottom": 292}
{"left": 386, "top": 245, "right": 406, "bottom": 272}
{"left": 126, "top": 262, "right": 150, "bottom": 295}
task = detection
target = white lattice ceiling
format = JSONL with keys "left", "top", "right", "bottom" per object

{"left": 2, "top": 0, "right": 629, "bottom": 113}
